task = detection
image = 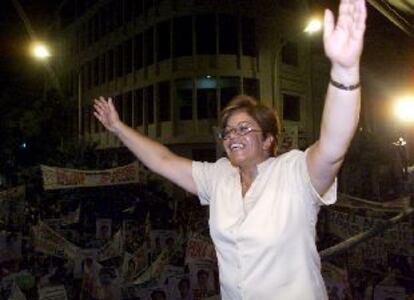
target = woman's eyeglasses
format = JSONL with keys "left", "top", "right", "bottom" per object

{"left": 216, "top": 122, "right": 262, "bottom": 140}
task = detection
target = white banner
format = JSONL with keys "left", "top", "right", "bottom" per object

{"left": 32, "top": 221, "right": 80, "bottom": 259}
{"left": 40, "top": 162, "right": 140, "bottom": 190}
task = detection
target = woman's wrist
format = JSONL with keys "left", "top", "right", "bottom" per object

{"left": 330, "top": 64, "right": 360, "bottom": 86}
{"left": 112, "top": 120, "right": 125, "bottom": 136}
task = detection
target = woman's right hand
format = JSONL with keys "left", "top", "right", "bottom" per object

{"left": 93, "top": 97, "right": 123, "bottom": 134}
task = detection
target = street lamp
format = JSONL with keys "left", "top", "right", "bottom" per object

{"left": 304, "top": 18, "right": 323, "bottom": 34}
{"left": 394, "top": 96, "right": 414, "bottom": 123}
{"left": 393, "top": 95, "right": 414, "bottom": 180}
{"left": 31, "top": 42, "right": 51, "bottom": 60}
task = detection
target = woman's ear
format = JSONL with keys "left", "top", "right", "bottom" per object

{"left": 263, "top": 135, "right": 275, "bottom": 152}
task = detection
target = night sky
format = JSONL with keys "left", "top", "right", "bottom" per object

{"left": 0, "top": 0, "right": 58, "bottom": 90}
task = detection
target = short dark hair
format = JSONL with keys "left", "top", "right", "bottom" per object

{"left": 220, "top": 95, "right": 280, "bottom": 156}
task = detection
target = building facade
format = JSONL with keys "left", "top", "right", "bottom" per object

{"left": 53, "top": 0, "right": 323, "bottom": 164}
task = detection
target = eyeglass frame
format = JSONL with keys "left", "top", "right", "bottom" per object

{"left": 214, "top": 122, "right": 262, "bottom": 140}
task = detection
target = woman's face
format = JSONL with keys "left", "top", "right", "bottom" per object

{"left": 222, "top": 111, "right": 271, "bottom": 168}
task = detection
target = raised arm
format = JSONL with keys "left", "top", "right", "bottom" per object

{"left": 93, "top": 97, "right": 197, "bottom": 194}
{"left": 307, "top": 0, "right": 367, "bottom": 195}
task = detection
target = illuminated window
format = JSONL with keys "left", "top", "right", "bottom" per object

{"left": 197, "top": 77, "right": 217, "bottom": 119}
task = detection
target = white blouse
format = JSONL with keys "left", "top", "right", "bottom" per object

{"left": 192, "top": 150, "right": 337, "bottom": 300}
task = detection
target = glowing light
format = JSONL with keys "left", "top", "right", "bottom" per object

{"left": 304, "top": 19, "right": 322, "bottom": 34}
{"left": 32, "top": 43, "right": 51, "bottom": 59}
{"left": 394, "top": 96, "right": 414, "bottom": 123}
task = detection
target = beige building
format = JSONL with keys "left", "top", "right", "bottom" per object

{"left": 52, "top": 0, "right": 329, "bottom": 165}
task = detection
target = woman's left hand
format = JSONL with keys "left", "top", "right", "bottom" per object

{"left": 323, "top": 0, "right": 367, "bottom": 69}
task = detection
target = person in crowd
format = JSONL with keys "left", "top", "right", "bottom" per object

{"left": 150, "top": 289, "right": 167, "bottom": 300}
{"left": 93, "top": 0, "right": 366, "bottom": 298}
{"left": 177, "top": 278, "right": 193, "bottom": 300}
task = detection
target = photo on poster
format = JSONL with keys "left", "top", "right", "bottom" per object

{"left": 96, "top": 218, "right": 112, "bottom": 240}
{"left": 188, "top": 260, "right": 217, "bottom": 300}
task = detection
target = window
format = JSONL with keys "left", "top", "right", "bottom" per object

{"left": 197, "top": 77, "right": 217, "bottom": 119}
{"left": 87, "top": 19, "right": 93, "bottom": 46}
{"left": 93, "top": 57, "right": 99, "bottom": 86}
{"left": 196, "top": 14, "right": 216, "bottom": 55}
{"left": 283, "top": 94, "right": 300, "bottom": 121}
{"left": 144, "top": 0, "right": 154, "bottom": 11}
{"left": 125, "top": 39, "right": 133, "bottom": 74}
{"left": 116, "top": 44, "right": 124, "bottom": 77}
{"left": 175, "top": 79, "right": 193, "bottom": 120}
{"left": 107, "top": 49, "right": 114, "bottom": 81}
{"left": 173, "top": 16, "right": 192, "bottom": 57}
{"left": 99, "top": 7, "right": 107, "bottom": 36}
{"left": 241, "top": 17, "right": 256, "bottom": 56}
{"left": 83, "top": 105, "right": 90, "bottom": 135}
{"left": 114, "top": 95, "right": 124, "bottom": 121}
{"left": 134, "top": 89, "right": 144, "bottom": 126}
{"left": 124, "top": 91, "right": 133, "bottom": 126}
{"left": 281, "top": 41, "right": 298, "bottom": 66}
{"left": 220, "top": 77, "right": 240, "bottom": 109}
{"left": 144, "top": 28, "right": 154, "bottom": 66}
{"left": 157, "top": 21, "right": 171, "bottom": 62}
{"left": 158, "top": 81, "right": 171, "bottom": 122}
{"left": 145, "top": 85, "right": 154, "bottom": 124}
{"left": 192, "top": 148, "right": 216, "bottom": 162}
{"left": 115, "top": 0, "right": 123, "bottom": 28}
{"left": 124, "top": 0, "right": 133, "bottom": 23}
{"left": 219, "top": 14, "right": 238, "bottom": 55}
{"left": 100, "top": 54, "right": 106, "bottom": 84}
{"left": 107, "top": 2, "right": 115, "bottom": 32}
{"left": 133, "top": 0, "right": 143, "bottom": 18}
{"left": 134, "top": 34, "right": 143, "bottom": 70}
{"left": 85, "top": 61, "right": 92, "bottom": 89}
{"left": 81, "top": 65, "right": 87, "bottom": 91}
{"left": 243, "top": 78, "right": 260, "bottom": 99}
{"left": 93, "top": 13, "right": 100, "bottom": 43}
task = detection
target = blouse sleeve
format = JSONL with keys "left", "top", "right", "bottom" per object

{"left": 192, "top": 160, "right": 220, "bottom": 205}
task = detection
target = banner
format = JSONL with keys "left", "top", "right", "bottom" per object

{"left": 326, "top": 209, "right": 413, "bottom": 264}
{"left": 150, "top": 230, "right": 177, "bottom": 259}
{"left": 97, "top": 230, "right": 124, "bottom": 262}
{"left": 188, "top": 260, "right": 217, "bottom": 300}
{"left": 185, "top": 236, "right": 216, "bottom": 264}
{"left": 133, "top": 249, "right": 169, "bottom": 285}
{"left": 0, "top": 232, "right": 22, "bottom": 263}
{"left": 337, "top": 193, "right": 410, "bottom": 212}
{"left": 373, "top": 285, "right": 406, "bottom": 300}
{"left": 0, "top": 185, "right": 25, "bottom": 202}
{"left": 38, "top": 285, "right": 68, "bottom": 300}
{"left": 32, "top": 221, "right": 80, "bottom": 260}
{"left": 96, "top": 218, "right": 112, "bottom": 241}
{"left": 40, "top": 162, "right": 140, "bottom": 190}
{"left": 278, "top": 125, "right": 298, "bottom": 154}
{"left": 321, "top": 262, "right": 352, "bottom": 300}
{"left": 8, "top": 282, "right": 27, "bottom": 300}
{"left": 61, "top": 206, "right": 80, "bottom": 225}
{"left": 0, "top": 186, "right": 26, "bottom": 226}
